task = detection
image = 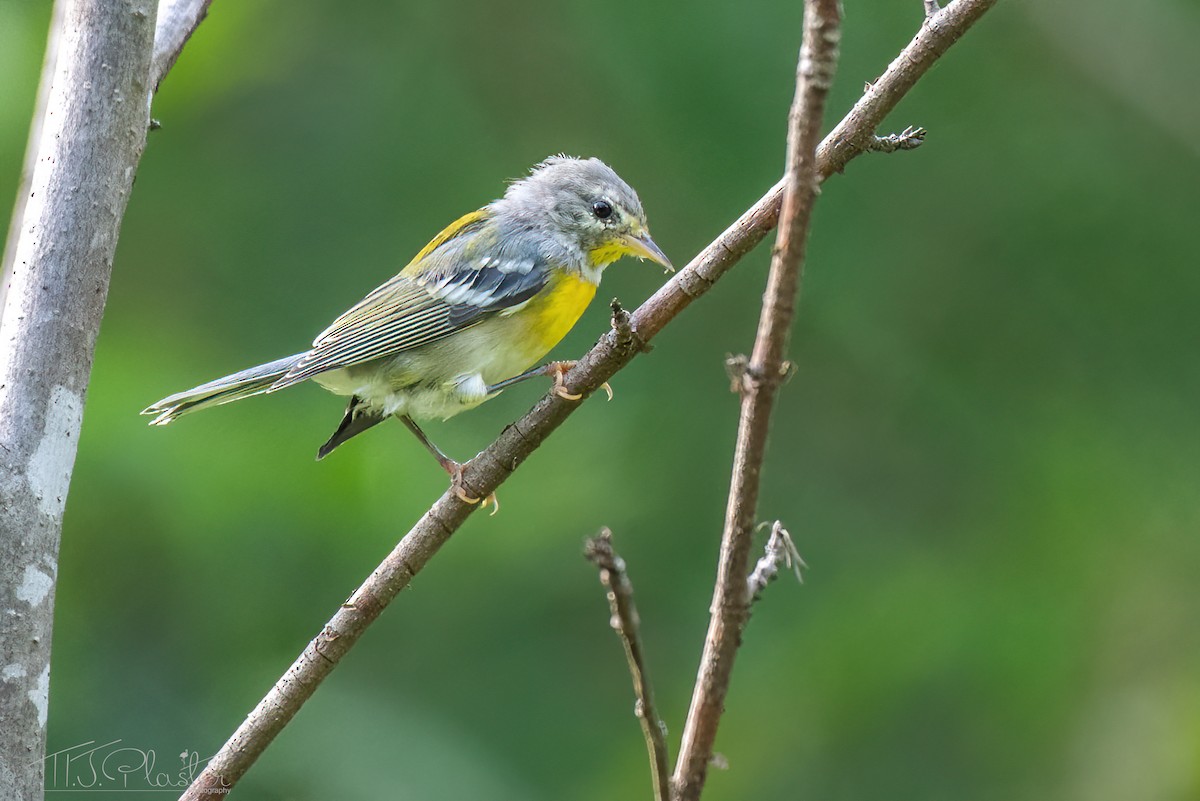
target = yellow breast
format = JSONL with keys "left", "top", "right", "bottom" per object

{"left": 518, "top": 270, "right": 597, "bottom": 357}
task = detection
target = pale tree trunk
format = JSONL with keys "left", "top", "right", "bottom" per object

{"left": 0, "top": 1, "right": 157, "bottom": 798}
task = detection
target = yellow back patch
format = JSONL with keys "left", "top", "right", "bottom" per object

{"left": 401, "top": 209, "right": 490, "bottom": 276}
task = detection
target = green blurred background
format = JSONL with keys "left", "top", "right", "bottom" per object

{"left": 4, "top": 0, "right": 1200, "bottom": 798}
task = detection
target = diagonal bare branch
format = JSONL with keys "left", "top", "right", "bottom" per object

{"left": 817, "top": 0, "right": 998, "bottom": 178}
{"left": 151, "top": 0, "right": 214, "bottom": 92}
{"left": 585, "top": 529, "right": 671, "bottom": 801}
{"left": 178, "top": 2, "right": 998, "bottom": 797}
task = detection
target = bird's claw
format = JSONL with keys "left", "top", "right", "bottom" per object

{"left": 554, "top": 384, "right": 583, "bottom": 401}
{"left": 447, "top": 460, "right": 499, "bottom": 514}
{"left": 548, "top": 361, "right": 612, "bottom": 402}
{"left": 549, "top": 361, "right": 582, "bottom": 401}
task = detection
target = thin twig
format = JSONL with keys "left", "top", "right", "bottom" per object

{"left": 585, "top": 529, "right": 671, "bottom": 801}
{"left": 816, "top": 0, "right": 998, "bottom": 179}
{"left": 178, "top": 1, "right": 996, "bottom": 796}
{"left": 868, "top": 125, "right": 927, "bottom": 153}
{"left": 672, "top": 1, "right": 842, "bottom": 797}
{"left": 746, "top": 522, "right": 805, "bottom": 603}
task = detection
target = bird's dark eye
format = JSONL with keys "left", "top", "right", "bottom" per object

{"left": 592, "top": 200, "right": 613, "bottom": 220}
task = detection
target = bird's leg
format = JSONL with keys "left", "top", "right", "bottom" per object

{"left": 399, "top": 415, "right": 497, "bottom": 512}
{"left": 484, "top": 363, "right": 551, "bottom": 394}
{"left": 399, "top": 415, "right": 464, "bottom": 486}
{"left": 486, "top": 361, "right": 613, "bottom": 402}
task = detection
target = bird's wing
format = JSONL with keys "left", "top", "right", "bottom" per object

{"left": 271, "top": 209, "right": 549, "bottom": 390}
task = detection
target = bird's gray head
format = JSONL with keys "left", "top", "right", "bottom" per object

{"left": 491, "top": 155, "right": 672, "bottom": 279}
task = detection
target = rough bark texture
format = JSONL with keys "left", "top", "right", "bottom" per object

{"left": 0, "top": 2, "right": 157, "bottom": 798}
{"left": 672, "top": 2, "right": 842, "bottom": 797}
{"left": 0, "top": 1, "right": 65, "bottom": 315}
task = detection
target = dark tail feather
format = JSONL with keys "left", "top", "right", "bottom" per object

{"left": 317, "top": 396, "right": 386, "bottom": 459}
{"left": 142, "top": 353, "right": 306, "bottom": 426}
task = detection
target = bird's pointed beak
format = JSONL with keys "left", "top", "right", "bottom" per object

{"left": 623, "top": 231, "right": 674, "bottom": 272}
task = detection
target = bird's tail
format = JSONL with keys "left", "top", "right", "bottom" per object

{"left": 141, "top": 353, "right": 306, "bottom": 426}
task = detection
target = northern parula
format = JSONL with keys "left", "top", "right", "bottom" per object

{"left": 142, "top": 156, "right": 672, "bottom": 503}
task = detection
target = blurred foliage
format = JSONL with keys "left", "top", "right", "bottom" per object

{"left": 4, "top": 0, "right": 1200, "bottom": 799}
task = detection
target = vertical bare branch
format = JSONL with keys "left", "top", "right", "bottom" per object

{"left": 0, "top": 3, "right": 210, "bottom": 798}
{"left": 673, "top": 1, "right": 1000, "bottom": 797}
{"left": 671, "top": 2, "right": 843, "bottom": 798}
{"left": 585, "top": 529, "right": 671, "bottom": 801}
{"left": 0, "top": 4, "right": 157, "bottom": 797}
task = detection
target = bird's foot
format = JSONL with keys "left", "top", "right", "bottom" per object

{"left": 547, "top": 361, "right": 612, "bottom": 402}
{"left": 445, "top": 459, "right": 499, "bottom": 515}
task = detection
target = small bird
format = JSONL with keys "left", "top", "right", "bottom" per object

{"left": 143, "top": 156, "right": 672, "bottom": 505}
